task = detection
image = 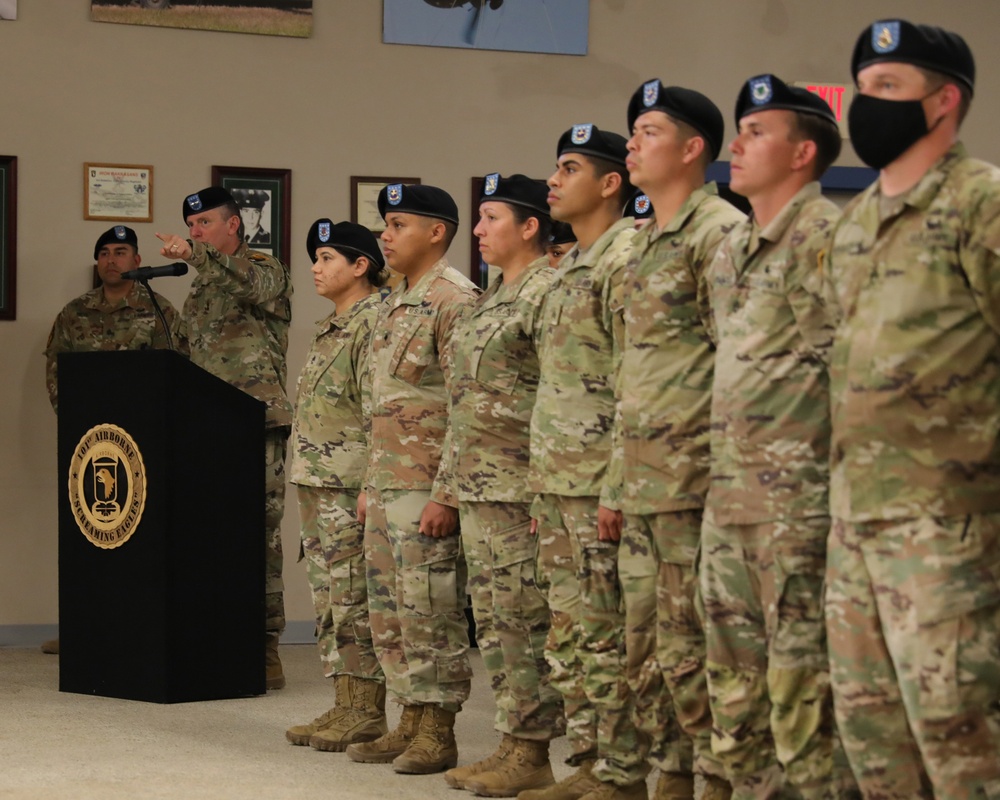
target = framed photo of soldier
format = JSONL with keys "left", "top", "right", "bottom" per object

{"left": 211, "top": 165, "right": 292, "bottom": 268}
{"left": 0, "top": 155, "right": 16, "bottom": 320}
{"left": 84, "top": 163, "right": 153, "bottom": 223}
{"left": 351, "top": 175, "right": 421, "bottom": 234}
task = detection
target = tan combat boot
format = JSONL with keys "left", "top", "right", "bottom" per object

{"left": 445, "top": 734, "right": 514, "bottom": 789}
{"left": 700, "top": 775, "right": 733, "bottom": 800}
{"left": 465, "top": 737, "right": 555, "bottom": 797}
{"left": 517, "top": 758, "right": 599, "bottom": 800}
{"left": 652, "top": 772, "right": 694, "bottom": 800}
{"left": 577, "top": 779, "right": 648, "bottom": 800}
{"left": 265, "top": 632, "right": 285, "bottom": 690}
{"left": 310, "top": 676, "right": 388, "bottom": 752}
{"left": 392, "top": 704, "right": 459, "bottom": 774}
{"left": 346, "top": 703, "right": 422, "bottom": 763}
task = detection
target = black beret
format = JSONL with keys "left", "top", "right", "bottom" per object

{"left": 306, "top": 219, "right": 385, "bottom": 268}
{"left": 735, "top": 74, "right": 837, "bottom": 125}
{"left": 479, "top": 173, "right": 550, "bottom": 216}
{"left": 93, "top": 225, "right": 138, "bottom": 260}
{"left": 377, "top": 183, "right": 459, "bottom": 226}
{"left": 557, "top": 124, "right": 628, "bottom": 167}
{"left": 548, "top": 221, "right": 576, "bottom": 246}
{"left": 627, "top": 80, "right": 725, "bottom": 161}
{"left": 625, "top": 190, "right": 654, "bottom": 220}
{"left": 232, "top": 188, "right": 268, "bottom": 210}
{"left": 852, "top": 20, "right": 975, "bottom": 94}
{"left": 183, "top": 186, "right": 237, "bottom": 220}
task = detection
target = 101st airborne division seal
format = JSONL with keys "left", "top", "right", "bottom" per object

{"left": 68, "top": 423, "right": 147, "bottom": 549}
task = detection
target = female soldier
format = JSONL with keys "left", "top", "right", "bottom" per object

{"left": 442, "top": 174, "right": 564, "bottom": 797}
{"left": 285, "top": 220, "right": 388, "bottom": 753}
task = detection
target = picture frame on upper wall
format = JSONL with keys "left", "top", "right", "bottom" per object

{"left": 351, "top": 176, "right": 421, "bottom": 235}
{"left": 90, "top": 1, "right": 313, "bottom": 38}
{"left": 0, "top": 1, "right": 17, "bottom": 21}
{"left": 0, "top": 156, "right": 17, "bottom": 320}
{"left": 212, "top": 165, "right": 292, "bottom": 268}
{"left": 84, "top": 163, "right": 154, "bottom": 223}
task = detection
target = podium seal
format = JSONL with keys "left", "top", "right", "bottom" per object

{"left": 68, "top": 423, "right": 147, "bottom": 550}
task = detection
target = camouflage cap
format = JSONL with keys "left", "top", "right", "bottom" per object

{"left": 306, "top": 218, "right": 385, "bottom": 268}
{"left": 93, "top": 225, "right": 138, "bottom": 260}
{"left": 852, "top": 19, "right": 975, "bottom": 94}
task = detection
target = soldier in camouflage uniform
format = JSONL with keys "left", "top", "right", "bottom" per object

{"left": 284, "top": 220, "right": 389, "bottom": 752}
{"left": 545, "top": 222, "right": 576, "bottom": 270}
{"left": 344, "top": 184, "right": 478, "bottom": 775}
{"left": 439, "top": 173, "right": 563, "bottom": 797}
{"left": 699, "top": 76, "right": 858, "bottom": 799}
{"left": 522, "top": 125, "right": 642, "bottom": 800}
{"left": 45, "top": 225, "right": 178, "bottom": 413}
{"left": 609, "top": 81, "right": 744, "bottom": 800}
{"left": 825, "top": 20, "right": 1000, "bottom": 798}
{"left": 156, "top": 186, "right": 292, "bottom": 690}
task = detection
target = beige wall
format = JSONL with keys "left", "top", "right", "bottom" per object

{"left": 2, "top": 0, "right": 998, "bottom": 633}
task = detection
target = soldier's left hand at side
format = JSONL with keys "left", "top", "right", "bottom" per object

{"left": 419, "top": 501, "right": 458, "bottom": 538}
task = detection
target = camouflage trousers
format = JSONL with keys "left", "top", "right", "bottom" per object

{"left": 296, "top": 485, "right": 382, "bottom": 681}
{"left": 460, "top": 500, "right": 565, "bottom": 740}
{"left": 265, "top": 428, "right": 288, "bottom": 634}
{"left": 826, "top": 513, "right": 1000, "bottom": 800}
{"left": 619, "top": 510, "right": 722, "bottom": 779}
{"left": 533, "top": 492, "right": 648, "bottom": 785}
{"left": 701, "top": 515, "right": 855, "bottom": 799}
{"left": 365, "top": 487, "right": 472, "bottom": 712}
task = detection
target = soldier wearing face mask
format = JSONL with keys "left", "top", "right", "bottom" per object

{"left": 825, "top": 19, "right": 1000, "bottom": 799}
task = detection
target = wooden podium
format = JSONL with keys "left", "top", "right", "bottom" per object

{"left": 57, "top": 350, "right": 266, "bottom": 703}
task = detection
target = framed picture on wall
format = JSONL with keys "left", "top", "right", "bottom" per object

{"left": 212, "top": 165, "right": 292, "bottom": 267}
{"left": 84, "top": 163, "right": 153, "bottom": 222}
{"left": 0, "top": 155, "right": 16, "bottom": 320}
{"left": 351, "top": 176, "right": 421, "bottom": 234}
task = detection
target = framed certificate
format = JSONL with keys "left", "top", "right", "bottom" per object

{"left": 351, "top": 175, "right": 420, "bottom": 233}
{"left": 84, "top": 163, "right": 153, "bottom": 222}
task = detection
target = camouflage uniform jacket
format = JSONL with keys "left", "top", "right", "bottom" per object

{"left": 44, "top": 282, "right": 179, "bottom": 412}
{"left": 176, "top": 241, "right": 292, "bottom": 429}
{"left": 705, "top": 182, "right": 840, "bottom": 524}
{"left": 528, "top": 216, "right": 636, "bottom": 500}
{"left": 288, "top": 293, "right": 381, "bottom": 489}
{"left": 609, "top": 185, "right": 744, "bottom": 514}
{"left": 365, "top": 258, "right": 478, "bottom": 506}
{"left": 828, "top": 143, "right": 1000, "bottom": 521}
{"left": 446, "top": 257, "right": 555, "bottom": 503}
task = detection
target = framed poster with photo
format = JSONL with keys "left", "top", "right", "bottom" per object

{"left": 351, "top": 175, "right": 420, "bottom": 234}
{"left": 212, "top": 165, "right": 292, "bottom": 267}
{"left": 84, "top": 163, "right": 153, "bottom": 222}
{"left": 0, "top": 155, "right": 16, "bottom": 320}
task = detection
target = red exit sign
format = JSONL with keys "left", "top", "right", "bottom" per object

{"left": 795, "top": 82, "right": 854, "bottom": 138}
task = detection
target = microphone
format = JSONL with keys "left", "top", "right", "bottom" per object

{"left": 120, "top": 263, "right": 189, "bottom": 280}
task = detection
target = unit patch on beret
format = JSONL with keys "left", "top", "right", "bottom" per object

{"left": 873, "top": 21, "right": 900, "bottom": 54}
{"left": 750, "top": 75, "right": 773, "bottom": 105}
{"left": 484, "top": 173, "right": 499, "bottom": 195}
{"left": 634, "top": 194, "right": 651, "bottom": 216}
{"left": 643, "top": 80, "right": 659, "bottom": 108}
{"left": 186, "top": 193, "right": 202, "bottom": 212}
{"left": 114, "top": 226, "right": 127, "bottom": 240}
{"left": 318, "top": 222, "right": 331, "bottom": 242}
{"left": 571, "top": 124, "right": 593, "bottom": 145}
{"left": 387, "top": 184, "right": 403, "bottom": 206}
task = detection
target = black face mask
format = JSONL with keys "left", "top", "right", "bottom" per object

{"left": 847, "top": 91, "right": 939, "bottom": 170}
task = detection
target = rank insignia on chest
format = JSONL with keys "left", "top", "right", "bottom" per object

{"left": 571, "top": 124, "right": 593, "bottom": 144}
{"left": 318, "top": 222, "right": 331, "bottom": 242}
{"left": 873, "top": 21, "right": 899, "bottom": 53}
{"left": 750, "top": 76, "right": 772, "bottom": 104}
{"left": 484, "top": 173, "right": 499, "bottom": 195}
{"left": 186, "top": 193, "right": 203, "bottom": 212}
{"left": 387, "top": 184, "right": 403, "bottom": 205}
{"left": 643, "top": 80, "right": 659, "bottom": 107}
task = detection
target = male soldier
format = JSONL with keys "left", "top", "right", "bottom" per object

{"left": 825, "top": 20, "right": 1000, "bottom": 797}
{"left": 233, "top": 188, "right": 271, "bottom": 246}
{"left": 698, "top": 76, "right": 856, "bottom": 798}
{"left": 43, "top": 224, "right": 179, "bottom": 655}
{"left": 344, "top": 184, "right": 478, "bottom": 775}
{"left": 156, "top": 187, "right": 292, "bottom": 690}
{"left": 610, "top": 81, "right": 744, "bottom": 800}
{"left": 523, "top": 125, "right": 642, "bottom": 800}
